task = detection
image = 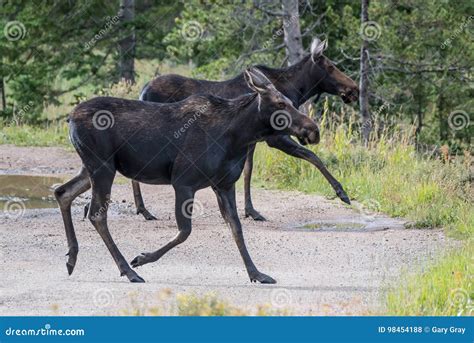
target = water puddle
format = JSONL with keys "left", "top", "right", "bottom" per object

{"left": 0, "top": 175, "right": 64, "bottom": 210}
{"left": 285, "top": 218, "right": 399, "bottom": 232}
{"left": 302, "top": 222, "right": 367, "bottom": 231}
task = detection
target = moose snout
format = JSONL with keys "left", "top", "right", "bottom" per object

{"left": 340, "top": 86, "right": 359, "bottom": 104}
{"left": 306, "top": 129, "right": 320, "bottom": 144}
{"left": 298, "top": 123, "right": 320, "bottom": 145}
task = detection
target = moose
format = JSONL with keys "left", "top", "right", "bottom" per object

{"left": 55, "top": 68, "right": 320, "bottom": 283}
{"left": 129, "top": 37, "right": 359, "bottom": 221}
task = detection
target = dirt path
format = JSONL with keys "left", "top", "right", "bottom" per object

{"left": 0, "top": 145, "right": 449, "bottom": 315}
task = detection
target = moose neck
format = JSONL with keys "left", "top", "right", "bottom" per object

{"left": 225, "top": 94, "right": 274, "bottom": 149}
{"left": 257, "top": 55, "right": 320, "bottom": 107}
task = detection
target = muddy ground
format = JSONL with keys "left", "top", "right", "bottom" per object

{"left": 0, "top": 145, "right": 450, "bottom": 315}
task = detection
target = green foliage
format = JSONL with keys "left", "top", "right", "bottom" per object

{"left": 0, "top": 0, "right": 181, "bottom": 122}
{"left": 386, "top": 243, "right": 473, "bottom": 316}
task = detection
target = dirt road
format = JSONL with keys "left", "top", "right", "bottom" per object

{"left": 0, "top": 146, "right": 449, "bottom": 315}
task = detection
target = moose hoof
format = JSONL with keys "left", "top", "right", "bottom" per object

{"left": 66, "top": 262, "right": 75, "bottom": 275}
{"left": 245, "top": 208, "right": 267, "bottom": 221}
{"left": 124, "top": 270, "right": 145, "bottom": 283}
{"left": 65, "top": 247, "right": 78, "bottom": 275}
{"left": 250, "top": 272, "right": 276, "bottom": 284}
{"left": 130, "top": 253, "right": 152, "bottom": 268}
{"left": 83, "top": 203, "right": 90, "bottom": 220}
{"left": 336, "top": 189, "right": 351, "bottom": 205}
{"left": 137, "top": 208, "right": 157, "bottom": 221}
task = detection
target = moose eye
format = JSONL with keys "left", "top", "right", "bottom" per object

{"left": 327, "top": 65, "right": 335, "bottom": 72}
{"left": 277, "top": 102, "right": 286, "bottom": 109}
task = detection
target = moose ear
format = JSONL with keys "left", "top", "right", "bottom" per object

{"left": 311, "top": 38, "right": 328, "bottom": 61}
{"left": 244, "top": 67, "right": 272, "bottom": 93}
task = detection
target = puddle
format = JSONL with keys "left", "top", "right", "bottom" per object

{"left": 285, "top": 218, "right": 400, "bottom": 232}
{"left": 0, "top": 175, "right": 64, "bottom": 210}
{"left": 302, "top": 222, "right": 367, "bottom": 231}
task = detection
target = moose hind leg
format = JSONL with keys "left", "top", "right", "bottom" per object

{"left": 131, "top": 186, "right": 193, "bottom": 268}
{"left": 132, "top": 180, "right": 157, "bottom": 220}
{"left": 243, "top": 144, "right": 267, "bottom": 221}
{"left": 54, "top": 166, "right": 91, "bottom": 275}
{"left": 88, "top": 169, "right": 144, "bottom": 283}
{"left": 215, "top": 185, "right": 275, "bottom": 284}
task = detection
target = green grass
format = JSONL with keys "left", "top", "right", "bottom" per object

{"left": 0, "top": 122, "right": 70, "bottom": 147}
{"left": 386, "top": 243, "right": 473, "bottom": 315}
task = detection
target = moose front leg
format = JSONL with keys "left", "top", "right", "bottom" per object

{"left": 243, "top": 144, "right": 267, "bottom": 221}
{"left": 214, "top": 185, "right": 276, "bottom": 284}
{"left": 130, "top": 186, "right": 193, "bottom": 268}
{"left": 265, "top": 135, "right": 351, "bottom": 204}
{"left": 131, "top": 181, "right": 157, "bottom": 220}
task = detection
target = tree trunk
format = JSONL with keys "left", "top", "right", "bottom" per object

{"left": 119, "top": 0, "right": 135, "bottom": 83}
{"left": 359, "top": 0, "right": 371, "bottom": 145}
{"left": 415, "top": 84, "right": 423, "bottom": 145}
{"left": 438, "top": 93, "right": 448, "bottom": 142}
{"left": 282, "top": 0, "right": 309, "bottom": 113}
{"left": 0, "top": 77, "right": 5, "bottom": 112}
{"left": 281, "top": 0, "right": 304, "bottom": 66}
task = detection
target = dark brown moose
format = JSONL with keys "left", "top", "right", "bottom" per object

{"left": 133, "top": 38, "right": 359, "bottom": 221}
{"left": 55, "top": 68, "right": 320, "bottom": 283}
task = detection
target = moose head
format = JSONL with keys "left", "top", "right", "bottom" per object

{"left": 307, "top": 38, "right": 359, "bottom": 104}
{"left": 245, "top": 67, "right": 320, "bottom": 145}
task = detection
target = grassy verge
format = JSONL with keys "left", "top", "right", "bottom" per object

{"left": 386, "top": 244, "right": 473, "bottom": 315}
{"left": 0, "top": 122, "right": 70, "bottom": 147}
